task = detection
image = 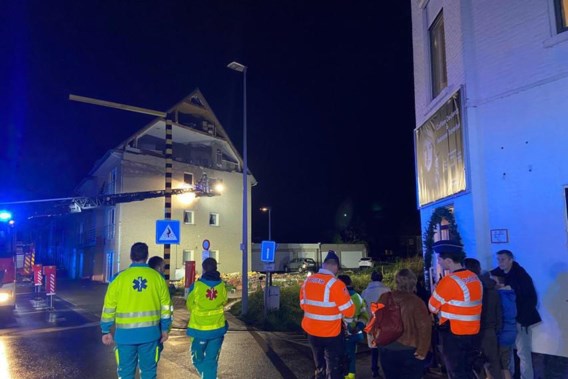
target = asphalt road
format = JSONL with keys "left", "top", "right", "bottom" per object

{"left": 0, "top": 280, "right": 448, "bottom": 379}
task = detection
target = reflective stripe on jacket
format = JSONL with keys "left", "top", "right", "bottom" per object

{"left": 101, "top": 263, "right": 172, "bottom": 344}
{"left": 300, "top": 269, "right": 355, "bottom": 337}
{"left": 428, "top": 269, "right": 482, "bottom": 335}
{"left": 186, "top": 279, "right": 228, "bottom": 338}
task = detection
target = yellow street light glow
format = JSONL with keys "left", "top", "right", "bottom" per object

{"left": 214, "top": 183, "right": 225, "bottom": 193}
{"left": 179, "top": 192, "right": 196, "bottom": 205}
{"left": 0, "top": 292, "right": 10, "bottom": 303}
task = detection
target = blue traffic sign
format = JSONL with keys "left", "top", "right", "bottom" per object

{"left": 156, "top": 220, "right": 181, "bottom": 244}
{"left": 260, "top": 240, "right": 276, "bottom": 262}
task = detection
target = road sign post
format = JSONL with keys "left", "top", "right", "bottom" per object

{"left": 33, "top": 264, "right": 42, "bottom": 298}
{"left": 44, "top": 265, "right": 56, "bottom": 309}
{"left": 260, "top": 241, "right": 277, "bottom": 317}
{"left": 202, "top": 239, "right": 211, "bottom": 261}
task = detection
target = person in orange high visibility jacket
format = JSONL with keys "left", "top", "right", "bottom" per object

{"left": 428, "top": 240, "right": 483, "bottom": 379}
{"left": 300, "top": 251, "right": 355, "bottom": 379}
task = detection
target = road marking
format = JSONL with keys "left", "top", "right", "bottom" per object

{"left": 0, "top": 321, "right": 100, "bottom": 338}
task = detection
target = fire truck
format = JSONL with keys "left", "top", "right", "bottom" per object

{"left": 0, "top": 210, "right": 16, "bottom": 310}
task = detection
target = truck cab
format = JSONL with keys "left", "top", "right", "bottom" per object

{"left": 0, "top": 212, "right": 16, "bottom": 310}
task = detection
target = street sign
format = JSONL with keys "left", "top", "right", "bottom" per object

{"left": 202, "top": 239, "right": 210, "bottom": 250}
{"left": 44, "top": 266, "right": 56, "bottom": 296}
{"left": 263, "top": 262, "right": 275, "bottom": 272}
{"left": 33, "top": 264, "right": 43, "bottom": 286}
{"left": 156, "top": 220, "right": 180, "bottom": 244}
{"left": 260, "top": 240, "right": 276, "bottom": 263}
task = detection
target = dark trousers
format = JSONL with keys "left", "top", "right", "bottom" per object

{"left": 380, "top": 347, "right": 423, "bottom": 379}
{"left": 439, "top": 329, "right": 477, "bottom": 379}
{"left": 371, "top": 347, "right": 379, "bottom": 375}
{"left": 480, "top": 328, "right": 503, "bottom": 379}
{"left": 308, "top": 334, "right": 344, "bottom": 379}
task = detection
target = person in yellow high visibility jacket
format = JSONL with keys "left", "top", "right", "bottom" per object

{"left": 186, "top": 257, "right": 228, "bottom": 379}
{"left": 100, "top": 242, "right": 172, "bottom": 379}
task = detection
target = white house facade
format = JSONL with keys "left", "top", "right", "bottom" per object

{"left": 74, "top": 90, "right": 253, "bottom": 282}
{"left": 411, "top": 0, "right": 568, "bottom": 359}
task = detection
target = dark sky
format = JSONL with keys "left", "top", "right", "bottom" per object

{"left": 1, "top": 1, "right": 418, "bottom": 249}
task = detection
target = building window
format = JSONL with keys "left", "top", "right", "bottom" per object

{"left": 107, "top": 168, "right": 117, "bottom": 194}
{"left": 430, "top": 11, "right": 447, "bottom": 98}
{"left": 555, "top": 0, "right": 568, "bottom": 33}
{"left": 208, "top": 250, "right": 219, "bottom": 263}
{"left": 107, "top": 208, "right": 115, "bottom": 240}
{"left": 209, "top": 213, "right": 219, "bottom": 226}
{"left": 184, "top": 172, "right": 194, "bottom": 186}
{"left": 183, "top": 210, "right": 194, "bottom": 225}
{"left": 183, "top": 250, "right": 195, "bottom": 262}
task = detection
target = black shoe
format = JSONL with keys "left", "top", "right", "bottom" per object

{"left": 371, "top": 371, "right": 379, "bottom": 378}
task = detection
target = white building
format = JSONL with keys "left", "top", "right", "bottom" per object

{"left": 411, "top": 0, "right": 568, "bottom": 360}
{"left": 72, "top": 89, "right": 254, "bottom": 282}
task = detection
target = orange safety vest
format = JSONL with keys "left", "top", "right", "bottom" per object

{"left": 428, "top": 269, "right": 483, "bottom": 335}
{"left": 300, "top": 270, "right": 355, "bottom": 337}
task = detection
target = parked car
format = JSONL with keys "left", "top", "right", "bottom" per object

{"left": 358, "top": 257, "right": 374, "bottom": 269}
{"left": 284, "top": 258, "right": 318, "bottom": 273}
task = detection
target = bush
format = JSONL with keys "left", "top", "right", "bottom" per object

{"left": 229, "top": 257, "right": 426, "bottom": 331}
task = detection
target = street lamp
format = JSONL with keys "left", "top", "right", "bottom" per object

{"left": 260, "top": 207, "right": 272, "bottom": 241}
{"left": 227, "top": 61, "right": 249, "bottom": 315}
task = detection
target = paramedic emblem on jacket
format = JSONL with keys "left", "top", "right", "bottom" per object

{"left": 206, "top": 287, "right": 218, "bottom": 300}
{"left": 132, "top": 277, "right": 148, "bottom": 292}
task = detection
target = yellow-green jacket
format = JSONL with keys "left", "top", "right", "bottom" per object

{"left": 101, "top": 263, "right": 172, "bottom": 344}
{"left": 186, "top": 272, "right": 228, "bottom": 339}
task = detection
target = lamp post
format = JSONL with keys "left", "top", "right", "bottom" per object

{"left": 260, "top": 207, "right": 272, "bottom": 241}
{"left": 227, "top": 61, "right": 249, "bottom": 315}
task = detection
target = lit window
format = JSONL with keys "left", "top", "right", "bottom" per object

{"left": 430, "top": 11, "right": 447, "bottom": 98}
{"left": 209, "top": 213, "right": 219, "bottom": 226}
{"left": 555, "top": 0, "right": 568, "bottom": 33}
{"left": 183, "top": 210, "right": 194, "bottom": 225}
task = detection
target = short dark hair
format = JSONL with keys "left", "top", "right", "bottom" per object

{"left": 130, "top": 242, "right": 149, "bottom": 262}
{"left": 438, "top": 251, "right": 466, "bottom": 264}
{"left": 337, "top": 274, "right": 352, "bottom": 286}
{"left": 496, "top": 249, "right": 514, "bottom": 259}
{"left": 202, "top": 257, "right": 218, "bottom": 273}
{"left": 463, "top": 258, "right": 481, "bottom": 275}
{"left": 148, "top": 256, "right": 164, "bottom": 270}
{"left": 371, "top": 270, "right": 383, "bottom": 282}
{"left": 395, "top": 269, "right": 417, "bottom": 293}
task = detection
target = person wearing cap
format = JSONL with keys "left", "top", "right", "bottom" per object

{"left": 428, "top": 240, "right": 482, "bottom": 379}
{"left": 300, "top": 250, "right": 355, "bottom": 379}
{"left": 186, "top": 257, "right": 228, "bottom": 379}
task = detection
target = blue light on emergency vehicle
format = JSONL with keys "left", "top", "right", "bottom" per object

{"left": 0, "top": 211, "right": 12, "bottom": 222}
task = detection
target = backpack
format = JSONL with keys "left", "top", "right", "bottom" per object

{"left": 363, "top": 292, "right": 404, "bottom": 346}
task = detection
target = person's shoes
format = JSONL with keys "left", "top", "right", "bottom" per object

{"left": 371, "top": 371, "right": 379, "bottom": 378}
{"left": 344, "top": 373, "right": 355, "bottom": 379}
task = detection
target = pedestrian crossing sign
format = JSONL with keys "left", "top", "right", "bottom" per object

{"left": 156, "top": 220, "right": 181, "bottom": 244}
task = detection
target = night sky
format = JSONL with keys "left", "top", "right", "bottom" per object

{"left": 1, "top": 2, "right": 418, "bottom": 252}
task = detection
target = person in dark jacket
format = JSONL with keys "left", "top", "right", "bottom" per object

{"left": 491, "top": 250, "right": 541, "bottom": 379}
{"left": 464, "top": 258, "right": 503, "bottom": 379}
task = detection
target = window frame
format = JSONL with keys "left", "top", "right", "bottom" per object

{"left": 184, "top": 172, "right": 194, "bottom": 186}
{"left": 429, "top": 10, "right": 448, "bottom": 99}
{"left": 183, "top": 210, "right": 195, "bottom": 225}
{"left": 555, "top": 0, "right": 568, "bottom": 33}
{"left": 209, "top": 213, "right": 219, "bottom": 227}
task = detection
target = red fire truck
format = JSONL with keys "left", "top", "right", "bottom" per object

{"left": 0, "top": 210, "right": 16, "bottom": 310}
